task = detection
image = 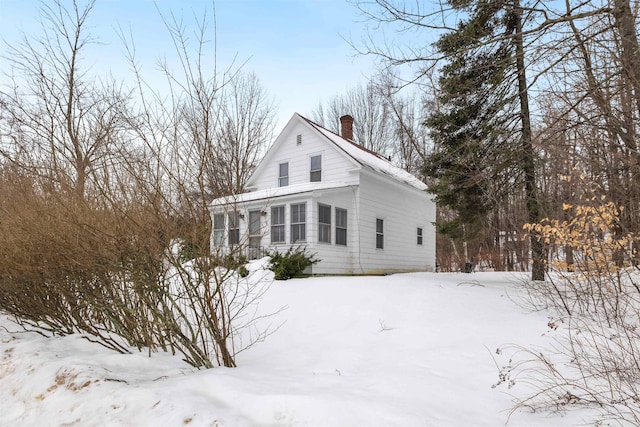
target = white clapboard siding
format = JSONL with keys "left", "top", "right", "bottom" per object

{"left": 248, "top": 117, "right": 359, "bottom": 191}
{"left": 211, "top": 113, "right": 436, "bottom": 275}
{"left": 355, "top": 169, "right": 436, "bottom": 273}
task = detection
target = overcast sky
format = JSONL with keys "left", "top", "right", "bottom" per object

{"left": 0, "top": 0, "right": 379, "bottom": 131}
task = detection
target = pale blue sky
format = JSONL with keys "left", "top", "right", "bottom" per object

{"left": 0, "top": 0, "right": 380, "bottom": 130}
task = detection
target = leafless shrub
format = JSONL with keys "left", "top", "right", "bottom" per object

{"left": 0, "top": 1, "right": 279, "bottom": 369}
{"left": 496, "top": 196, "right": 640, "bottom": 425}
{"left": 0, "top": 167, "right": 281, "bottom": 368}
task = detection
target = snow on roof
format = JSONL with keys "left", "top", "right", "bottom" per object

{"left": 211, "top": 182, "right": 353, "bottom": 206}
{"left": 300, "top": 115, "right": 428, "bottom": 191}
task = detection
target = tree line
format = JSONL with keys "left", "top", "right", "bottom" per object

{"left": 340, "top": 0, "right": 640, "bottom": 423}
{"left": 311, "top": 0, "right": 639, "bottom": 279}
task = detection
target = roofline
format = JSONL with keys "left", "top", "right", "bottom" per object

{"left": 358, "top": 164, "right": 431, "bottom": 195}
{"left": 211, "top": 182, "right": 357, "bottom": 207}
{"left": 244, "top": 113, "right": 301, "bottom": 188}
{"left": 245, "top": 112, "right": 427, "bottom": 192}
{"left": 298, "top": 114, "right": 390, "bottom": 163}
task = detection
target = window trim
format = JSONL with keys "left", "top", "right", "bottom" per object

{"left": 318, "top": 203, "right": 331, "bottom": 244}
{"left": 310, "top": 154, "right": 321, "bottom": 182}
{"left": 228, "top": 212, "right": 240, "bottom": 246}
{"left": 270, "top": 205, "right": 285, "bottom": 244}
{"left": 213, "top": 213, "right": 225, "bottom": 246}
{"left": 335, "top": 207, "right": 347, "bottom": 246}
{"left": 278, "top": 162, "right": 289, "bottom": 187}
{"left": 376, "top": 218, "right": 384, "bottom": 249}
{"left": 290, "top": 202, "right": 307, "bottom": 243}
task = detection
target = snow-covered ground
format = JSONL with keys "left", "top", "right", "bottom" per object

{"left": 1, "top": 270, "right": 593, "bottom": 426}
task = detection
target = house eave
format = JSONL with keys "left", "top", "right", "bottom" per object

{"left": 359, "top": 166, "right": 430, "bottom": 195}
{"left": 210, "top": 182, "right": 356, "bottom": 208}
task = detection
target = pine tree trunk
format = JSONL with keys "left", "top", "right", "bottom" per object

{"left": 612, "top": 0, "right": 640, "bottom": 118}
{"left": 514, "top": 0, "right": 545, "bottom": 281}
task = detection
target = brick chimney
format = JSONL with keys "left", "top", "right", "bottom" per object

{"left": 340, "top": 114, "right": 354, "bottom": 141}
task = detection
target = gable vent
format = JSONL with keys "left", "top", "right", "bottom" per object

{"left": 296, "top": 134, "right": 302, "bottom": 145}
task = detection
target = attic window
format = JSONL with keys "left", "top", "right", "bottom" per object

{"left": 278, "top": 162, "right": 289, "bottom": 187}
{"left": 296, "top": 134, "right": 302, "bottom": 145}
{"left": 310, "top": 155, "right": 321, "bottom": 182}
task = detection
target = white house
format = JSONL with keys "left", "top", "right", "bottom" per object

{"left": 209, "top": 113, "right": 436, "bottom": 275}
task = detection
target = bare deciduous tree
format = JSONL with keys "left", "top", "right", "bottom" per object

{"left": 0, "top": 1, "right": 280, "bottom": 370}
{"left": 0, "top": 0, "right": 130, "bottom": 200}
{"left": 118, "top": 6, "right": 280, "bottom": 368}
{"left": 211, "top": 72, "right": 276, "bottom": 196}
{"left": 312, "top": 80, "right": 394, "bottom": 156}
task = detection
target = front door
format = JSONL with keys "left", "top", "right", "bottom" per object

{"left": 248, "top": 210, "right": 262, "bottom": 259}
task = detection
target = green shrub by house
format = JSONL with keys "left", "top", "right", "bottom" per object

{"left": 268, "top": 247, "right": 318, "bottom": 280}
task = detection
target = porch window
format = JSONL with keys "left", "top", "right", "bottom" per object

{"left": 376, "top": 218, "right": 384, "bottom": 249}
{"left": 310, "top": 155, "right": 321, "bottom": 182}
{"left": 279, "top": 162, "right": 289, "bottom": 187}
{"left": 213, "top": 213, "right": 224, "bottom": 246}
{"left": 271, "top": 206, "right": 285, "bottom": 243}
{"left": 291, "top": 203, "right": 306, "bottom": 243}
{"left": 318, "top": 203, "right": 331, "bottom": 244}
{"left": 228, "top": 212, "right": 240, "bottom": 245}
{"left": 336, "top": 208, "right": 347, "bottom": 246}
{"left": 417, "top": 227, "right": 423, "bottom": 245}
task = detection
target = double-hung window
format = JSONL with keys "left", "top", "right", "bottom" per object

{"left": 213, "top": 213, "right": 224, "bottom": 246}
{"left": 310, "top": 155, "right": 321, "bottom": 182}
{"left": 279, "top": 162, "right": 289, "bottom": 187}
{"left": 291, "top": 203, "right": 306, "bottom": 243}
{"left": 376, "top": 218, "right": 384, "bottom": 249}
{"left": 271, "top": 206, "right": 285, "bottom": 243}
{"left": 417, "top": 227, "right": 423, "bottom": 245}
{"left": 228, "top": 212, "right": 240, "bottom": 245}
{"left": 335, "top": 208, "right": 347, "bottom": 246}
{"left": 318, "top": 204, "right": 331, "bottom": 244}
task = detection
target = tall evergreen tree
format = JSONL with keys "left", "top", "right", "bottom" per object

{"left": 424, "top": 0, "right": 544, "bottom": 279}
